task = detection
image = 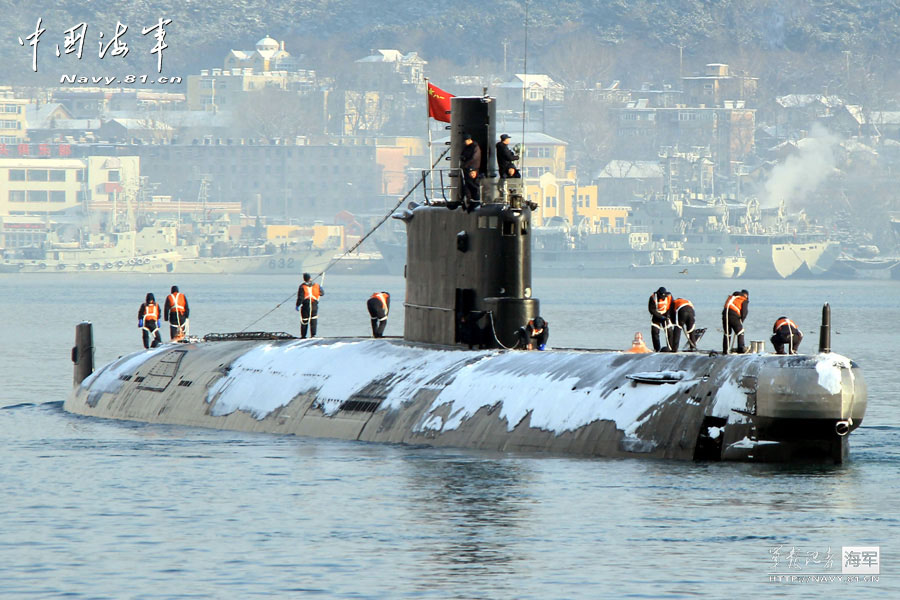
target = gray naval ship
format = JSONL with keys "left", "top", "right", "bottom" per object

{"left": 66, "top": 97, "right": 867, "bottom": 463}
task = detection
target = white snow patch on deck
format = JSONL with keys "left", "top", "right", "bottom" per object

{"left": 207, "top": 340, "right": 490, "bottom": 419}
{"left": 815, "top": 353, "right": 850, "bottom": 395}
{"left": 422, "top": 353, "right": 696, "bottom": 436}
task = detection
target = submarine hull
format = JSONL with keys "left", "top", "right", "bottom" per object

{"left": 65, "top": 337, "right": 866, "bottom": 463}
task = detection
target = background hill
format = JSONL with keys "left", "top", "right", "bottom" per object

{"left": 3, "top": 0, "right": 900, "bottom": 99}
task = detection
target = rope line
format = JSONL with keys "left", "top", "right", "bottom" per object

{"left": 238, "top": 148, "right": 450, "bottom": 333}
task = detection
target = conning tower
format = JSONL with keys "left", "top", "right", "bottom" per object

{"left": 402, "top": 96, "right": 537, "bottom": 348}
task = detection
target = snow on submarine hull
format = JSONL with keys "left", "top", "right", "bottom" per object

{"left": 65, "top": 335, "right": 866, "bottom": 462}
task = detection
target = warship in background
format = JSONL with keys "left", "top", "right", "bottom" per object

{"left": 619, "top": 147, "right": 841, "bottom": 279}
{"left": 629, "top": 194, "right": 840, "bottom": 279}
{"left": 68, "top": 95, "right": 866, "bottom": 463}
{"left": 0, "top": 224, "right": 186, "bottom": 273}
{"left": 532, "top": 216, "right": 746, "bottom": 278}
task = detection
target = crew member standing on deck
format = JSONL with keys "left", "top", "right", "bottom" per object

{"left": 496, "top": 134, "right": 520, "bottom": 179}
{"left": 460, "top": 133, "right": 482, "bottom": 204}
{"left": 670, "top": 297, "right": 699, "bottom": 351}
{"left": 138, "top": 292, "right": 162, "bottom": 349}
{"left": 295, "top": 273, "right": 324, "bottom": 338}
{"left": 164, "top": 285, "right": 190, "bottom": 341}
{"left": 367, "top": 291, "right": 390, "bottom": 338}
{"left": 722, "top": 289, "right": 749, "bottom": 353}
{"left": 771, "top": 316, "right": 803, "bottom": 355}
{"left": 648, "top": 287, "right": 674, "bottom": 351}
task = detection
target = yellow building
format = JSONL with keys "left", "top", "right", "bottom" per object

{"left": 266, "top": 223, "right": 343, "bottom": 249}
{"left": 0, "top": 97, "right": 27, "bottom": 145}
{"left": 525, "top": 172, "right": 630, "bottom": 232}
{"left": 0, "top": 156, "right": 140, "bottom": 219}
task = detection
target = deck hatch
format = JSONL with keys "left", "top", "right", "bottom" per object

{"left": 136, "top": 349, "right": 187, "bottom": 392}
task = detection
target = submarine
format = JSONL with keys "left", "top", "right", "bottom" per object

{"left": 66, "top": 96, "right": 867, "bottom": 463}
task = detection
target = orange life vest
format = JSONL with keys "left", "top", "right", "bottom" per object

{"left": 653, "top": 293, "right": 671, "bottom": 313}
{"left": 774, "top": 317, "right": 798, "bottom": 332}
{"left": 144, "top": 302, "right": 159, "bottom": 321}
{"left": 673, "top": 298, "right": 693, "bottom": 311}
{"left": 167, "top": 292, "right": 186, "bottom": 313}
{"left": 725, "top": 294, "right": 746, "bottom": 315}
{"left": 302, "top": 283, "right": 321, "bottom": 302}
{"left": 371, "top": 292, "right": 389, "bottom": 314}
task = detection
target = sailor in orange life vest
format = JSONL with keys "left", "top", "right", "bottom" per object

{"left": 295, "top": 272, "right": 324, "bottom": 338}
{"left": 647, "top": 287, "right": 675, "bottom": 351}
{"left": 137, "top": 292, "right": 162, "bottom": 349}
{"left": 517, "top": 316, "right": 549, "bottom": 350}
{"left": 670, "top": 297, "right": 699, "bottom": 351}
{"left": 366, "top": 291, "right": 390, "bottom": 338}
{"left": 771, "top": 316, "right": 803, "bottom": 355}
{"left": 164, "top": 285, "right": 190, "bottom": 341}
{"left": 722, "top": 289, "right": 749, "bottom": 353}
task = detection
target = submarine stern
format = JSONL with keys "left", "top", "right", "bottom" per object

{"left": 714, "top": 353, "right": 867, "bottom": 462}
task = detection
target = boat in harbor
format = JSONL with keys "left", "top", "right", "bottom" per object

{"left": 629, "top": 195, "right": 840, "bottom": 279}
{"left": 67, "top": 96, "right": 866, "bottom": 463}
{"left": 0, "top": 225, "right": 186, "bottom": 274}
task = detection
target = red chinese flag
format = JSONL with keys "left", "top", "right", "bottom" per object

{"left": 427, "top": 82, "right": 453, "bottom": 123}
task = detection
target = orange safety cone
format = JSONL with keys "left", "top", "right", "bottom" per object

{"left": 626, "top": 332, "right": 651, "bottom": 353}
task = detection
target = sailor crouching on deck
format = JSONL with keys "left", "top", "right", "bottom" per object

{"left": 138, "top": 292, "right": 162, "bottom": 349}
{"left": 771, "top": 316, "right": 802, "bottom": 355}
{"left": 670, "top": 297, "right": 701, "bottom": 351}
{"left": 367, "top": 291, "right": 390, "bottom": 338}
{"left": 648, "top": 287, "right": 674, "bottom": 352}
{"left": 722, "top": 289, "right": 749, "bottom": 354}
{"left": 517, "top": 316, "right": 549, "bottom": 350}
{"left": 296, "top": 273, "right": 324, "bottom": 338}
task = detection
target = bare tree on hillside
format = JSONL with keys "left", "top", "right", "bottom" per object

{"left": 237, "top": 88, "right": 322, "bottom": 140}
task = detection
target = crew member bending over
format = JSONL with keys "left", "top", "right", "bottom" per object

{"left": 771, "top": 316, "right": 802, "bottom": 355}
{"left": 670, "top": 297, "right": 699, "bottom": 351}
{"left": 518, "top": 316, "right": 549, "bottom": 350}
{"left": 295, "top": 273, "right": 324, "bottom": 338}
{"left": 367, "top": 291, "right": 390, "bottom": 338}
{"left": 722, "top": 289, "right": 749, "bottom": 353}
{"left": 138, "top": 292, "right": 162, "bottom": 349}
{"left": 648, "top": 287, "right": 674, "bottom": 351}
{"left": 164, "top": 285, "right": 190, "bottom": 341}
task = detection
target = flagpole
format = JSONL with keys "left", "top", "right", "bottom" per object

{"left": 425, "top": 77, "right": 434, "bottom": 190}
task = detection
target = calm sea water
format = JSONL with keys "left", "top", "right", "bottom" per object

{"left": 1, "top": 273, "right": 897, "bottom": 599}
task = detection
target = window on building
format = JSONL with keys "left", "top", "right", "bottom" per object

{"left": 615, "top": 217, "right": 625, "bottom": 228}
{"left": 9, "top": 169, "right": 25, "bottom": 181}
{"left": 0, "top": 120, "right": 21, "bottom": 129}
{"left": 49, "top": 170, "right": 66, "bottom": 182}
{"left": 1, "top": 104, "right": 21, "bottom": 113}
{"left": 0, "top": 136, "right": 19, "bottom": 144}
{"left": 8, "top": 190, "right": 25, "bottom": 202}
{"left": 27, "top": 169, "right": 49, "bottom": 181}
{"left": 76, "top": 191, "right": 84, "bottom": 203}
{"left": 27, "top": 190, "right": 48, "bottom": 202}
{"left": 50, "top": 191, "right": 66, "bottom": 203}
{"left": 108, "top": 170, "right": 120, "bottom": 182}
{"left": 76, "top": 169, "right": 85, "bottom": 182}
